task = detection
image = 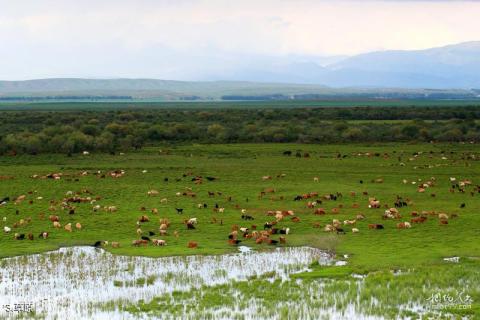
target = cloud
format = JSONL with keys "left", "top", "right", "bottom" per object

{"left": 0, "top": 0, "right": 478, "bottom": 80}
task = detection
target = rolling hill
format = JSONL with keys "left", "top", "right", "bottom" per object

{"left": 1, "top": 42, "right": 480, "bottom": 101}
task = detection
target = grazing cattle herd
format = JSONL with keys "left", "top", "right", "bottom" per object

{"left": 0, "top": 149, "right": 478, "bottom": 257}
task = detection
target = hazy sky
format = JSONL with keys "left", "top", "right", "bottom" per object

{"left": 0, "top": 0, "right": 479, "bottom": 80}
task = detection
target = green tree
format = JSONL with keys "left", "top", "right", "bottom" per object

{"left": 401, "top": 125, "right": 420, "bottom": 139}
{"left": 207, "top": 124, "right": 226, "bottom": 139}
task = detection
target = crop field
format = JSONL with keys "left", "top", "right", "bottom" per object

{"left": 0, "top": 142, "right": 479, "bottom": 318}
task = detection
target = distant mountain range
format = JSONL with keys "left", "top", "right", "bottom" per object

{"left": 1, "top": 42, "right": 480, "bottom": 101}
{"left": 326, "top": 41, "right": 480, "bottom": 88}
{"left": 202, "top": 42, "right": 480, "bottom": 89}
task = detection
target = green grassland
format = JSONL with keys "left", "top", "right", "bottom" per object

{"left": 0, "top": 143, "right": 478, "bottom": 268}
{"left": 1, "top": 142, "right": 479, "bottom": 318}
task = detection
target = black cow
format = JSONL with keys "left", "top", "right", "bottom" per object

{"left": 15, "top": 233, "right": 25, "bottom": 240}
{"left": 93, "top": 241, "right": 104, "bottom": 247}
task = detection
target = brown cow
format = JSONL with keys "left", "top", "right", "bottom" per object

{"left": 187, "top": 241, "right": 198, "bottom": 248}
{"left": 396, "top": 222, "right": 411, "bottom": 229}
{"left": 138, "top": 215, "right": 149, "bottom": 223}
{"left": 159, "top": 218, "right": 170, "bottom": 227}
{"left": 411, "top": 216, "right": 427, "bottom": 223}
{"left": 264, "top": 188, "right": 275, "bottom": 193}
{"left": 255, "top": 236, "right": 268, "bottom": 244}
{"left": 132, "top": 239, "right": 149, "bottom": 247}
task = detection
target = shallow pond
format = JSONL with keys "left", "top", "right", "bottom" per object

{"left": 0, "top": 246, "right": 336, "bottom": 319}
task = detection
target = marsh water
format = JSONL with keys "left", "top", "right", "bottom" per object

{"left": 0, "top": 246, "right": 372, "bottom": 319}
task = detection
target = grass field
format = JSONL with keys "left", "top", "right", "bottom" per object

{"left": 1, "top": 99, "right": 480, "bottom": 111}
{"left": 1, "top": 143, "right": 479, "bottom": 318}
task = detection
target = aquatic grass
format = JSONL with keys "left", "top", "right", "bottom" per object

{"left": 117, "top": 259, "right": 479, "bottom": 319}
{"left": 0, "top": 246, "right": 328, "bottom": 319}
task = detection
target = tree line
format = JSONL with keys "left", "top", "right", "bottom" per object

{"left": 0, "top": 106, "right": 479, "bottom": 155}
